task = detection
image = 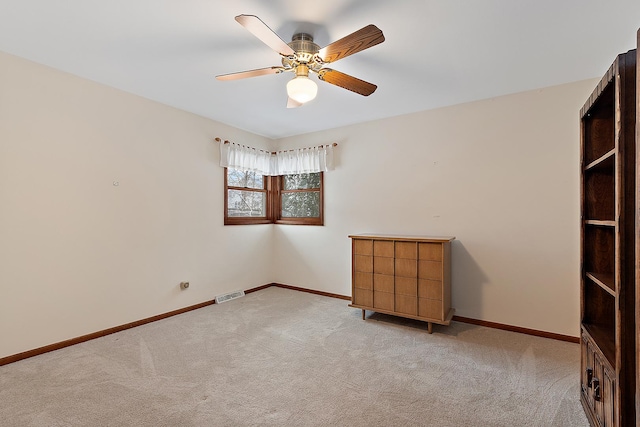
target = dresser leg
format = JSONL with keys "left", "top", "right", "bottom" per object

{"left": 427, "top": 322, "right": 433, "bottom": 334}
{"left": 362, "top": 309, "right": 366, "bottom": 320}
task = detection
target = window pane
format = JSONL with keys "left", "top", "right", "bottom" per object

{"left": 227, "top": 190, "right": 266, "bottom": 217}
{"left": 227, "top": 168, "right": 264, "bottom": 189}
{"left": 283, "top": 173, "right": 321, "bottom": 190}
{"left": 281, "top": 191, "right": 320, "bottom": 217}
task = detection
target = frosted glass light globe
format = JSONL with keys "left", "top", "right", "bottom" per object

{"left": 286, "top": 76, "right": 318, "bottom": 104}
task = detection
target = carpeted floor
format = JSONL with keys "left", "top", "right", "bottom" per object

{"left": 1, "top": 287, "right": 589, "bottom": 426}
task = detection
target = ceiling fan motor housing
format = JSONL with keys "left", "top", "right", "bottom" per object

{"left": 282, "top": 33, "right": 323, "bottom": 72}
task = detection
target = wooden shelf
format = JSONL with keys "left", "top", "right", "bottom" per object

{"left": 582, "top": 323, "right": 616, "bottom": 369}
{"left": 585, "top": 220, "right": 616, "bottom": 227}
{"left": 585, "top": 272, "right": 616, "bottom": 296}
{"left": 585, "top": 148, "right": 615, "bottom": 171}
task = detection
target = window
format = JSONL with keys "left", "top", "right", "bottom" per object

{"left": 276, "top": 173, "right": 323, "bottom": 225}
{"left": 224, "top": 168, "right": 271, "bottom": 225}
{"left": 224, "top": 168, "right": 323, "bottom": 225}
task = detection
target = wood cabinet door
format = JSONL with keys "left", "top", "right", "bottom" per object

{"left": 585, "top": 339, "right": 596, "bottom": 410}
{"left": 593, "top": 353, "right": 605, "bottom": 426}
{"left": 581, "top": 336, "right": 590, "bottom": 396}
{"left": 602, "top": 366, "right": 615, "bottom": 427}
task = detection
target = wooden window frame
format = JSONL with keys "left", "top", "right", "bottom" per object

{"left": 224, "top": 168, "right": 323, "bottom": 226}
{"left": 274, "top": 172, "right": 324, "bottom": 226}
{"left": 224, "top": 168, "right": 272, "bottom": 225}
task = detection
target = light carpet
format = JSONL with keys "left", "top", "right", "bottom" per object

{"left": 0, "top": 286, "right": 589, "bottom": 426}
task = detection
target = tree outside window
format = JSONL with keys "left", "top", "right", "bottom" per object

{"left": 227, "top": 169, "right": 266, "bottom": 217}
{"left": 278, "top": 173, "right": 322, "bottom": 224}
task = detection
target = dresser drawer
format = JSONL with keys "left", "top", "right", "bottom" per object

{"left": 395, "top": 258, "right": 417, "bottom": 278}
{"left": 374, "top": 256, "right": 394, "bottom": 275}
{"left": 354, "top": 272, "right": 372, "bottom": 290}
{"left": 354, "top": 239, "right": 373, "bottom": 255}
{"left": 418, "top": 260, "right": 442, "bottom": 281}
{"left": 395, "top": 294, "right": 417, "bottom": 315}
{"left": 395, "top": 241, "right": 417, "bottom": 259}
{"left": 418, "top": 279, "right": 442, "bottom": 300}
{"left": 418, "top": 298, "right": 443, "bottom": 320}
{"left": 374, "top": 291, "right": 394, "bottom": 311}
{"left": 354, "top": 255, "right": 373, "bottom": 273}
{"left": 374, "top": 274, "right": 394, "bottom": 293}
{"left": 395, "top": 276, "right": 417, "bottom": 296}
{"left": 353, "top": 288, "right": 373, "bottom": 307}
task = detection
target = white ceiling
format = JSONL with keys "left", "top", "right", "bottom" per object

{"left": 0, "top": 1, "right": 638, "bottom": 139}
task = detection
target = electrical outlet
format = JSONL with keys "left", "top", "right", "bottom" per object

{"left": 180, "top": 281, "right": 190, "bottom": 290}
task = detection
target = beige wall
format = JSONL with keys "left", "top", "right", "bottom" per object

{"left": 0, "top": 52, "right": 274, "bottom": 358}
{"left": 0, "top": 48, "right": 598, "bottom": 359}
{"left": 273, "top": 79, "right": 598, "bottom": 337}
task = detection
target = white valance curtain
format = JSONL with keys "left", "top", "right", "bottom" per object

{"left": 219, "top": 141, "right": 334, "bottom": 175}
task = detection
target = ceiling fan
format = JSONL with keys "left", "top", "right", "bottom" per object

{"left": 216, "top": 15, "right": 385, "bottom": 108}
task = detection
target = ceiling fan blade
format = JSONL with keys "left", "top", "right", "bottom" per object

{"left": 235, "top": 15, "right": 295, "bottom": 56}
{"left": 287, "top": 97, "right": 303, "bottom": 108}
{"left": 318, "top": 24, "right": 384, "bottom": 63}
{"left": 216, "top": 66, "right": 283, "bottom": 81}
{"left": 318, "top": 69, "right": 377, "bottom": 96}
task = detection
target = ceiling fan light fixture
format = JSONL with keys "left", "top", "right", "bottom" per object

{"left": 286, "top": 75, "right": 318, "bottom": 104}
{"left": 218, "top": 16, "right": 385, "bottom": 105}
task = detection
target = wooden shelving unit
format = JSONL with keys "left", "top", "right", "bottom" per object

{"left": 636, "top": 29, "right": 640, "bottom": 426}
{"left": 579, "top": 48, "right": 637, "bottom": 427}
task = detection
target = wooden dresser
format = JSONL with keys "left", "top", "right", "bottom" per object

{"left": 348, "top": 234, "right": 455, "bottom": 333}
